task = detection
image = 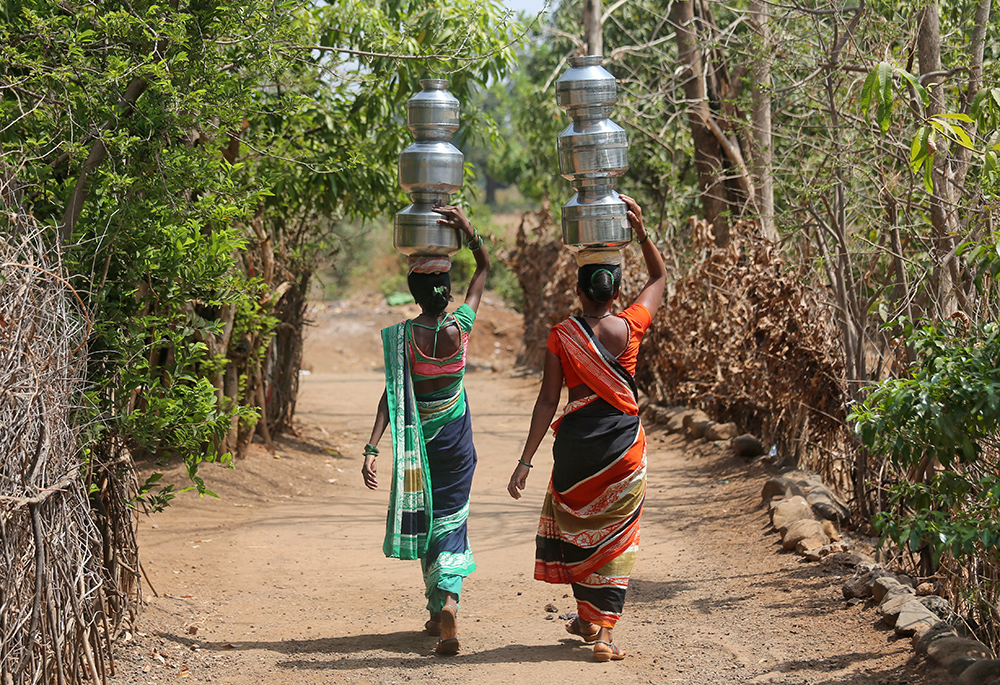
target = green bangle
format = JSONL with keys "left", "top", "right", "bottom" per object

{"left": 518, "top": 459, "right": 533, "bottom": 469}
{"left": 636, "top": 234, "right": 649, "bottom": 245}
{"left": 467, "top": 234, "right": 483, "bottom": 251}
{"left": 364, "top": 443, "right": 379, "bottom": 456}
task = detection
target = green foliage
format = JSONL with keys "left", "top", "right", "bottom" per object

{"left": 850, "top": 320, "right": 1000, "bottom": 572}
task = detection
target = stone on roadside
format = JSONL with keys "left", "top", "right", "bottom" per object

{"left": 821, "top": 519, "right": 840, "bottom": 541}
{"left": 704, "top": 421, "right": 738, "bottom": 441}
{"left": 926, "top": 636, "right": 993, "bottom": 669}
{"left": 879, "top": 593, "right": 921, "bottom": 626}
{"left": 919, "top": 595, "right": 953, "bottom": 621}
{"left": 801, "top": 541, "right": 849, "bottom": 562}
{"left": 895, "top": 600, "right": 942, "bottom": 635}
{"left": 684, "top": 411, "right": 712, "bottom": 439}
{"left": 732, "top": 433, "right": 765, "bottom": 458}
{"left": 666, "top": 409, "right": 696, "bottom": 433}
{"left": 780, "top": 519, "right": 830, "bottom": 551}
{"left": 957, "top": 659, "right": 1000, "bottom": 685}
{"left": 805, "top": 485, "right": 851, "bottom": 525}
{"left": 916, "top": 582, "right": 938, "bottom": 596}
{"left": 770, "top": 496, "right": 813, "bottom": 530}
{"left": 761, "top": 477, "right": 805, "bottom": 505}
{"left": 842, "top": 566, "right": 892, "bottom": 600}
{"left": 795, "top": 537, "right": 826, "bottom": 557}
{"left": 822, "top": 551, "right": 875, "bottom": 572}
{"left": 872, "top": 576, "right": 904, "bottom": 604}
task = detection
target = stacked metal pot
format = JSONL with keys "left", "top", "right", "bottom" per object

{"left": 394, "top": 79, "right": 463, "bottom": 256}
{"left": 555, "top": 55, "right": 631, "bottom": 257}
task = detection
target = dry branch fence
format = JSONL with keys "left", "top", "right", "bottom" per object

{"left": 509, "top": 213, "right": 853, "bottom": 494}
{"left": 1, "top": 217, "right": 137, "bottom": 684}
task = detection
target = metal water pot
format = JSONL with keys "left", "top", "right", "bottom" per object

{"left": 394, "top": 79, "right": 464, "bottom": 256}
{"left": 555, "top": 56, "right": 631, "bottom": 251}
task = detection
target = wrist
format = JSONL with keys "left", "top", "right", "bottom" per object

{"left": 517, "top": 459, "right": 533, "bottom": 469}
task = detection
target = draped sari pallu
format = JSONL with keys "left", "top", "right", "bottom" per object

{"left": 535, "top": 316, "right": 647, "bottom": 628}
{"left": 382, "top": 319, "right": 477, "bottom": 614}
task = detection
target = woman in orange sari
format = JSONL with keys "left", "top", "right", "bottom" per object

{"left": 507, "top": 195, "right": 665, "bottom": 662}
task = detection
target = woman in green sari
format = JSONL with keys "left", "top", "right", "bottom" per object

{"left": 362, "top": 204, "right": 489, "bottom": 655}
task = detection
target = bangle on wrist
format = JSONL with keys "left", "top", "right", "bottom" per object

{"left": 364, "top": 443, "right": 379, "bottom": 456}
{"left": 636, "top": 233, "right": 649, "bottom": 245}
{"left": 518, "top": 459, "right": 533, "bottom": 469}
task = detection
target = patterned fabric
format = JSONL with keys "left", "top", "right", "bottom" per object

{"left": 408, "top": 255, "right": 451, "bottom": 274}
{"left": 534, "top": 316, "right": 648, "bottom": 628}
{"left": 381, "top": 307, "right": 478, "bottom": 612}
{"left": 381, "top": 322, "right": 434, "bottom": 560}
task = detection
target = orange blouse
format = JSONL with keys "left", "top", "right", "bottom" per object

{"left": 546, "top": 303, "right": 652, "bottom": 389}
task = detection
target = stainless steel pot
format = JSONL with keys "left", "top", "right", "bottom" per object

{"left": 394, "top": 79, "right": 464, "bottom": 256}
{"left": 555, "top": 56, "right": 631, "bottom": 251}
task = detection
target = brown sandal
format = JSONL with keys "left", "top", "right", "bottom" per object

{"left": 435, "top": 605, "right": 459, "bottom": 655}
{"left": 565, "top": 616, "right": 600, "bottom": 642}
{"left": 593, "top": 640, "right": 625, "bottom": 662}
{"left": 424, "top": 618, "right": 441, "bottom": 636}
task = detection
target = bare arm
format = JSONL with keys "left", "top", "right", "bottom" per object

{"left": 620, "top": 194, "right": 666, "bottom": 319}
{"left": 507, "top": 350, "right": 563, "bottom": 500}
{"left": 433, "top": 204, "right": 490, "bottom": 313}
{"left": 362, "top": 388, "right": 389, "bottom": 489}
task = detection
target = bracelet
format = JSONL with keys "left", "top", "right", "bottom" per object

{"left": 518, "top": 459, "right": 533, "bottom": 469}
{"left": 364, "top": 443, "right": 379, "bottom": 456}
{"left": 636, "top": 234, "right": 649, "bottom": 245}
{"left": 467, "top": 233, "right": 484, "bottom": 251}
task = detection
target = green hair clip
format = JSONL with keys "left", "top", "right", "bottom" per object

{"left": 591, "top": 268, "right": 615, "bottom": 285}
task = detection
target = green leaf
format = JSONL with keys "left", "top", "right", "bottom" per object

{"left": 924, "top": 153, "right": 935, "bottom": 193}
{"left": 898, "top": 67, "right": 929, "bottom": 108}
{"left": 861, "top": 68, "right": 877, "bottom": 117}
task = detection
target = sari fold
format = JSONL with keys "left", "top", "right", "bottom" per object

{"left": 535, "top": 316, "right": 647, "bottom": 628}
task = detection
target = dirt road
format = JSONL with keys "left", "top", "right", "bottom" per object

{"left": 110, "top": 302, "right": 950, "bottom": 684}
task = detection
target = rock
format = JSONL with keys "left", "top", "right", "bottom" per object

{"left": 896, "top": 574, "right": 915, "bottom": 588}
{"left": 732, "top": 433, "right": 765, "bottom": 458}
{"left": 805, "top": 485, "right": 851, "bottom": 524}
{"left": 951, "top": 657, "right": 981, "bottom": 677}
{"left": 914, "top": 622, "right": 956, "bottom": 654}
{"left": 895, "top": 600, "right": 942, "bottom": 635}
{"left": 843, "top": 566, "right": 893, "bottom": 600}
{"left": 801, "top": 541, "right": 849, "bottom": 561}
{"left": 704, "top": 421, "right": 738, "bottom": 441}
{"left": 822, "top": 551, "right": 875, "bottom": 571}
{"left": 761, "top": 477, "right": 805, "bottom": 505}
{"left": 780, "top": 519, "right": 830, "bottom": 551}
{"left": 770, "top": 496, "right": 813, "bottom": 530}
{"left": 543, "top": 603, "right": 558, "bottom": 613}
{"left": 879, "top": 593, "right": 921, "bottom": 626}
{"left": 666, "top": 409, "right": 697, "bottom": 433}
{"left": 919, "top": 595, "right": 953, "bottom": 621}
{"left": 916, "top": 582, "right": 938, "bottom": 596}
{"left": 927, "top": 637, "right": 993, "bottom": 669}
{"left": 795, "top": 537, "right": 826, "bottom": 556}
{"left": 872, "top": 576, "right": 904, "bottom": 604}
{"left": 821, "top": 519, "right": 840, "bottom": 541}
{"left": 958, "top": 659, "right": 1000, "bottom": 685}
{"left": 684, "top": 411, "right": 712, "bottom": 439}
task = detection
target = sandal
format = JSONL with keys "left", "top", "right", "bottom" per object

{"left": 593, "top": 640, "right": 625, "bottom": 662}
{"left": 565, "top": 616, "right": 600, "bottom": 642}
{"left": 435, "top": 605, "right": 459, "bottom": 655}
{"left": 424, "top": 618, "right": 441, "bottom": 636}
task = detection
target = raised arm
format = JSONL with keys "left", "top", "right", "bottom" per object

{"left": 433, "top": 204, "right": 491, "bottom": 313}
{"left": 620, "top": 194, "right": 666, "bottom": 320}
{"left": 507, "top": 350, "right": 563, "bottom": 499}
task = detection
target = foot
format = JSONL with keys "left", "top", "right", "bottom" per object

{"left": 593, "top": 639, "right": 625, "bottom": 662}
{"left": 435, "top": 603, "right": 459, "bottom": 655}
{"left": 425, "top": 613, "right": 441, "bottom": 636}
{"left": 565, "top": 616, "right": 600, "bottom": 642}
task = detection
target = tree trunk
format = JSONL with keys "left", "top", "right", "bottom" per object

{"left": 749, "top": 0, "right": 777, "bottom": 241}
{"left": 918, "top": 1, "right": 959, "bottom": 317}
{"left": 954, "top": 0, "right": 992, "bottom": 192}
{"left": 671, "top": 0, "right": 730, "bottom": 245}
{"left": 584, "top": 0, "right": 602, "bottom": 56}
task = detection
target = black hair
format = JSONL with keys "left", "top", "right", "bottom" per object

{"left": 407, "top": 270, "right": 452, "bottom": 317}
{"left": 578, "top": 264, "right": 622, "bottom": 304}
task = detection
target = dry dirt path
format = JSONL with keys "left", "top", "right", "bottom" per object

{"left": 109, "top": 302, "right": 951, "bottom": 685}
